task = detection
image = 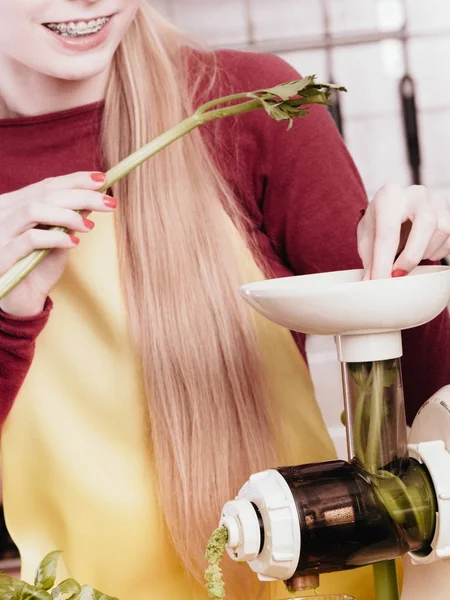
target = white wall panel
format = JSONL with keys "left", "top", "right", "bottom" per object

{"left": 345, "top": 114, "right": 410, "bottom": 196}
{"left": 333, "top": 42, "right": 404, "bottom": 117}
{"left": 279, "top": 49, "right": 328, "bottom": 80}
{"left": 406, "top": 0, "right": 450, "bottom": 34}
{"left": 171, "top": 0, "right": 249, "bottom": 45}
{"left": 418, "top": 110, "right": 450, "bottom": 189}
{"left": 409, "top": 37, "right": 450, "bottom": 112}
{"left": 250, "top": 0, "right": 324, "bottom": 41}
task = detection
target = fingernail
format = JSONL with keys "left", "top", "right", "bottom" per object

{"left": 70, "top": 236, "right": 80, "bottom": 246}
{"left": 392, "top": 269, "right": 408, "bottom": 278}
{"left": 83, "top": 217, "right": 95, "bottom": 230}
{"left": 103, "top": 195, "right": 117, "bottom": 209}
{"left": 91, "top": 172, "right": 106, "bottom": 183}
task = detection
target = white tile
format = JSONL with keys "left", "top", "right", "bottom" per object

{"left": 327, "top": 0, "right": 379, "bottom": 34}
{"left": 333, "top": 41, "right": 405, "bottom": 117}
{"left": 408, "top": 37, "right": 450, "bottom": 111}
{"left": 327, "top": 0, "right": 404, "bottom": 34}
{"left": 377, "top": 0, "right": 406, "bottom": 31}
{"left": 344, "top": 115, "right": 411, "bottom": 197}
{"left": 250, "top": 0, "right": 324, "bottom": 41}
{"left": 171, "top": 0, "right": 248, "bottom": 45}
{"left": 406, "top": 0, "right": 450, "bottom": 33}
{"left": 278, "top": 49, "right": 328, "bottom": 81}
{"left": 417, "top": 109, "right": 450, "bottom": 188}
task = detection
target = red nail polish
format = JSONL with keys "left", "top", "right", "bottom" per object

{"left": 392, "top": 269, "right": 408, "bottom": 278}
{"left": 104, "top": 195, "right": 117, "bottom": 209}
{"left": 91, "top": 172, "right": 106, "bottom": 183}
{"left": 70, "top": 236, "right": 80, "bottom": 245}
{"left": 83, "top": 217, "right": 95, "bottom": 230}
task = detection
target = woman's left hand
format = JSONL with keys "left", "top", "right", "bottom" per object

{"left": 357, "top": 184, "right": 450, "bottom": 280}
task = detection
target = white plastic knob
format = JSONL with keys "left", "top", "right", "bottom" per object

{"left": 220, "top": 469, "right": 301, "bottom": 581}
{"left": 220, "top": 499, "right": 261, "bottom": 562}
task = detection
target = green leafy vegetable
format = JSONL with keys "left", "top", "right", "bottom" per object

{"left": 0, "top": 75, "right": 346, "bottom": 300}
{"left": 250, "top": 78, "right": 346, "bottom": 128}
{"left": 0, "top": 553, "right": 119, "bottom": 600}
{"left": 204, "top": 526, "right": 228, "bottom": 600}
{"left": 34, "top": 550, "right": 61, "bottom": 591}
{"left": 51, "top": 578, "right": 81, "bottom": 600}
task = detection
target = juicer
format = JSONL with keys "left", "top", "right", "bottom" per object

{"left": 219, "top": 265, "right": 450, "bottom": 600}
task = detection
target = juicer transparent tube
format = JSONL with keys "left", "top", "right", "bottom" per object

{"left": 342, "top": 358, "right": 408, "bottom": 474}
{"left": 341, "top": 358, "right": 437, "bottom": 551}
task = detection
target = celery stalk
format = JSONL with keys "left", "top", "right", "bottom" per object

{"left": 0, "top": 76, "right": 345, "bottom": 300}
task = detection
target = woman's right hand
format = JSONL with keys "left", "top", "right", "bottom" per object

{"left": 0, "top": 172, "right": 117, "bottom": 317}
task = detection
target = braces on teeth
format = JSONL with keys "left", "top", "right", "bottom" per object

{"left": 45, "top": 17, "right": 110, "bottom": 37}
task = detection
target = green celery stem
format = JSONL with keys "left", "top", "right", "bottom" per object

{"left": 365, "top": 361, "right": 384, "bottom": 473}
{"left": 0, "top": 95, "right": 262, "bottom": 300}
{"left": 373, "top": 560, "right": 399, "bottom": 600}
{"left": 0, "top": 79, "right": 340, "bottom": 301}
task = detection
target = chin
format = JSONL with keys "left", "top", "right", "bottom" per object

{"left": 46, "top": 52, "right": 115, "bottom": 81}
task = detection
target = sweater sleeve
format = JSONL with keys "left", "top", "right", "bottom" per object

{"left": 234, "top": 52, "right": 450, "bottom": 424}
{"left": 0, "top": 299, "right": 52, "bottom": 426}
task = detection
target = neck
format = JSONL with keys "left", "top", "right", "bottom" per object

{"left": 0, "top": 56, "right": 109, "bottom": 119}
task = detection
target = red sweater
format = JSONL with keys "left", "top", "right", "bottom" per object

{"left": 0, "top": 50, "right": 449, "bottom": 426}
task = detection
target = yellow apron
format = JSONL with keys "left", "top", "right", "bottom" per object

{"left": 1, "top": 211, "right": 376, "bottom": 600}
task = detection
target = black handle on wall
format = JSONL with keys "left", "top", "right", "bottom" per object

{"left": 400, "top": 74, "right": 421, "bottom": 185}
{"left": 328, "top": 79, "right": 344, "bottom": 139}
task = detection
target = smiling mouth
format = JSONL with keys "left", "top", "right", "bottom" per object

{"left": 43, "top": 16, "right": 111, "bottom": 37}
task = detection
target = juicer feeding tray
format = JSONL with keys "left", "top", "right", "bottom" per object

{"left": 240, "top": 266, "right": 450, "bottom": 336}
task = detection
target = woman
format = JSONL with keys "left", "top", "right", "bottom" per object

{"left": 0, "top": 2, "right": 449, "bottom": 599}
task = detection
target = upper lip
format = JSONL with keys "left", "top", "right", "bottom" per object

{"left": 43, "top": 14, "right": 113, "bottom": 25}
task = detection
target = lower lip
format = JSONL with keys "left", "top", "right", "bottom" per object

{"left": 44, "top": 18, "right": 113, "bottom": 52}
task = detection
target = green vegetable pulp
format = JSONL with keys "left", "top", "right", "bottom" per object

{"left": 204, "top": 526, "right": 229, "bottom": 600}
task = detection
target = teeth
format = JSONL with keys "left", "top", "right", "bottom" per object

{"left": 45, "top": 17, "right": 109, "bottom": 37}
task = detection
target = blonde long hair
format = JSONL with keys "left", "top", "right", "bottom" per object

{"left": 102, "top": 2, "right": 279, "bottom": 596}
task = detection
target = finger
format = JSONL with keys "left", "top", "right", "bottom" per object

{"left": 393, "top": 209, "right": 438, "bottom": 272}
{"left": 423, "top": 230, "right": 448, "bottom": 259}
{"left": 428, "top": 238, "right": 450, "bottom": 262}
{"left": 38, "top": 171, "right": 107, "bottom": 192}
{"left": 44, "top": 189, "right": 117, "bottom": 212}
{"left": 422, "top": 195, "right": 450, "bottom": 258}
{"left": 370, "top": 186, "right": 405, "bottom": 279}
{"left": 0, "top": 230, "right": 79, "bottom": 273}
{"left": 357, "top": 208, "right": 375, "bottom": 275}
{"left": 6, "top": 202, "right": 96, "bottom": 238}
